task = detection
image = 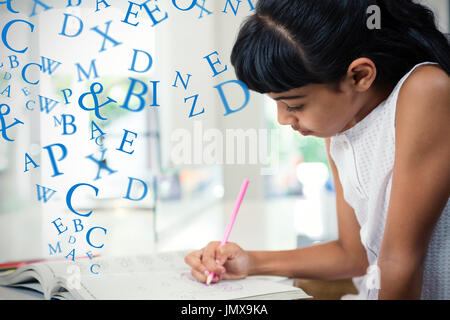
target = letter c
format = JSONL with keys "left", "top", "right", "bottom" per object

{"left": 86, "top": 226, "right": 107, "bottom": 249}
{"left": 22, "top": 63, "right": 42, "bottom": 85}
{"left": 90, "top": 264, "right": 100, "bottom": 274}
{"left": 25, "top": 100, "right": 35, "bottom": 110}
{"left": 2, "top": 19, "right": 35, "bottom": 53}
{"left": 66, "top": 183, "right": 99, "bottom": 217}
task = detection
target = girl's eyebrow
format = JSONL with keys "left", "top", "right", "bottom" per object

{"left": 273, "top": 95, "right": 306, "bottom": 101}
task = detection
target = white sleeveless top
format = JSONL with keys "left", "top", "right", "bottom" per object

{"left": 330, "top": 62, "right": 450, "bottom": 300}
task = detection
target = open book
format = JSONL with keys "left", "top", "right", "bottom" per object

{"left": 0, "top": 251, "right": 310, "bottom": 300}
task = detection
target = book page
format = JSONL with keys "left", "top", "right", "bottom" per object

{"left": 74, "top": 270, "right": 306, "bottom": 300}
{"left": 23, "top": 251, "right": 308, "bottom": 300}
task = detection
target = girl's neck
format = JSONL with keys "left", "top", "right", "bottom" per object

{"left": 342, "top": 82, "right": 396, "bottom": 132}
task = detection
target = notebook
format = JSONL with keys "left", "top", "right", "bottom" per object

{"left": 0, "top": 250, "right": 310, "bottom": 300}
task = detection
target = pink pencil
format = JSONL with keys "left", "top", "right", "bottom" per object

{"left": 206, "top": 179, "right": 249, "bottom": 285}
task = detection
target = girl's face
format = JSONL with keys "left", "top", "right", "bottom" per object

{"left": 267, "top": 82, "right": 361, "bottom": 138}
{"left": 267, "top": 58, "right": 385, "bottom": 138}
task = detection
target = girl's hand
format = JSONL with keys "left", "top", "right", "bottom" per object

{"left": 184, "top": 241, "right": 250, "bottom": 284}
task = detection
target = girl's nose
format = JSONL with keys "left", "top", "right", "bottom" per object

{"left": 277, "top": 104, "right": 296, "bottom": 126}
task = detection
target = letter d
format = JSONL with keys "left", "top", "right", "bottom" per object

{"left": 214, "top": 80, "right": 250, "bottom": 116}
{"left": 59, "top": 13, "right": 83, "bottom": 38}
{"left": 129, "top": 49, "right": 153, "bottom": 73}
{"left": 124, "top": 177, "right": 148, "bottom": 201}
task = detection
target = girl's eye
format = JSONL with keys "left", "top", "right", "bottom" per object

{"left": 286, "top": 105, "right": 305, "bottom": 112}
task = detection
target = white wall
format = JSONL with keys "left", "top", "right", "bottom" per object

{"left": 420, "top": 0, "right": 449, "bottom": 32}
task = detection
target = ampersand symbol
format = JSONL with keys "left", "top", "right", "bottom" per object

{"left": 0, "top": 103, "right": 24, "bottom": 142}
{"left": 78, "top": 82, "right": 116, "bottom": 121}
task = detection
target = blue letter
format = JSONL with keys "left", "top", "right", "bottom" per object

{"left": 30, "top": 0, "right": 52, "bottom": 17}
{"left": 66, "top": 183, "right": 99, "bottom": 217}
{"left": 124, "top": 177, "right": 148, "bottom": 201}
{"left": 22, "top": 63, "right": 42, "bottom": 85}
{"left": 172, "top": 0, "right": 196, "bottom": 11}
{"left": 149, "top": 80, "right": 159, "bottom": 107}
{"left": 116, "top": 129, "right": 137, "bottom": 155}
{"left": 38, "top": 95, "right": 59, "bottom": 114}
{"left": 90, "top": 20, "right": 122, "bottom": 53}
{"left": 1, "top": 86, "right": 10, "bottom": 98}
{"left": 222, "top": 0, "right": 254, "bottom": 14}
{"left": 65, "top": 248, "right": 75, "bottom": 261}
{"left": 90, "top": 264, "right": 100, "bottom": 274}
{"left": 67, "top": 0, "right": 81, "bottom": 7}
{"left": 8, "top": 55, "right": 19, "bottom": 68}
{"left": 75, "top": 59, "right": 99, "bottom": 82}
{"left": 86, "top": 226, "right": 107, "bottom": 249}
{"left": 59, "top": 13, "right": 83, "bottom": 37}
{"left": 24, "top": 153, "right": 39, "bottom": 172}
{"left": 196, "top": 0, "right": 212, "bottom": 19}
{"left": 0, "top": 0, "right": 19, "bottom": 13}
{"left": 121, "top": 77, "right": 147, "bottom": 112}
{"left": 43, "top": 143, "right": 68, "bottom": 177}
{"left": 73, "top": 218, "right": 84, "bottom": 232}
{"left": 96, "top": 0, "right": 110, "bottom": 12}
{"left": 129, "top": 49, "right": 153, "bottom": 73}
{"left": 51, "top": 218, "right": 68, "bottom": 235}
{"left": 121, "top": 1, "right": 141, "bottom": 27}
{"left": 2, "top": 20, "right": 34, "bottom": 53}
{"left": 61, "top": 88, "right": 72, "bottom": 104}
{"left": 90, "top": 120, "right": 106, "bottom": 146}
{"left": 214, "top": 80, "right": 250, "bottom": 116}
{"left": 25, "top": 100, "right": 35, "bottom": 110}
{"left": 223, "top": 0, "right": 241, "bottom": 16}
{"left": 142, "top": 0, "right": 168, "bottom": 27}
{"left": 49, "top": 242, "right": 62, "bottom": 255}
{"left": 203, "top": 51, "right": 228, "bottom": 77}
{"left": 36, "top": 184, "right": 57, "bottom": 203}
{"left": 68, "top": 235, "right": 76, "bottom": 244}
{"left": 40, "top": 56, "right": 61, "bottom": 75}
{"left": 85, "top": 149, "right": 117, "bottom": 181}
{"left": 61, "top": 114, "right": 77, "bottom": 135}
{"left": 185, "top": 94, "right": 204, "bottom": 118}
{"left": 172, "top": 71, "right": 192, "bottom": 90}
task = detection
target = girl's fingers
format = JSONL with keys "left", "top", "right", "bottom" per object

{"left": 203, "top": 242, "right": 224, "bottom": 275}
{"left": 184, "top": 250, "right": 209, "bottom": 276}
{"left": 191, "top": 268, "right": 208, "bottom": 283}
{"left": 191, "top": 269, "right": 221, "bottom": 283}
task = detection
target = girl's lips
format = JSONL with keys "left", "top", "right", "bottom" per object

{"left": 299, "top": 130, "right": 312, "bottom": 136}
{"left": 292, "top": 126, "right": 312, "bottom": 136}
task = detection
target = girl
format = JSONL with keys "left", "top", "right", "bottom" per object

{"left": 185, "top": 0, "right": 450, "bottom": 299}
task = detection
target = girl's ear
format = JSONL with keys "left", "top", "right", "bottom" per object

{"left": 346, "top": 58, "right": 377, "bottom": 92}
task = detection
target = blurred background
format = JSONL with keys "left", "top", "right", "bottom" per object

{"left": 0, "top": 0, "right": 448, "bottom": 263}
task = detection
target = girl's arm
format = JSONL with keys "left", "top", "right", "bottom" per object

{"left": 247, "top": 138, "right": 369, "bottom": 280}
{"left": 378, "top": 65, "right": 450, "bottom": 299}
{"left": 185, "top": 140, "right": 370, "bottom": 282}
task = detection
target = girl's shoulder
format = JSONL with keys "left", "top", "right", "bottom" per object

{"left": 399, "top": 64, "right": 449, "bottom": 102}
{"left": 402, "top": 64, "right": 450, "bottom": 90}
{"left": 396, "top": 64, "right": 449, "bottom": 136}
{"left": 395, "top": 63, "right": 449, "bottom": 162}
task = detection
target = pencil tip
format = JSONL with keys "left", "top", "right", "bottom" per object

{"left": 206, "top": 273, "right": 213, "bottom": 285}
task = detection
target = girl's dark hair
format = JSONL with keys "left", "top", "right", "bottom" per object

{"left": 230, "top": 0, "right": 450, "bottom": 93}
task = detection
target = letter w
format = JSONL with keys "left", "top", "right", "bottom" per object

{"left": 40, "top": 56, "right": 62, "bottom": 75}
{"left": 38, "top": 95, "right": 59, "bottom": 114}
{"left": 36, "top": 184, "right": 57, "bottom": 203}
